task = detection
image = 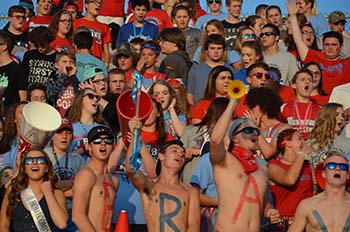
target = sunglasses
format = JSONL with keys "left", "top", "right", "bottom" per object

{"left": 333, "top": 21, "right": 346, "bottom": 26}
{"left": 259, "top": 31, "right": 276, "bottom": 38}
{"left": 243, "top": 33, "right": 257, "bottom": 40}
{"left": 92, "top": 137, "right": 114, "bottom": 145}
{"left": 234, "top": 126, "right": 260, "bottom": 136}
{"left": 24, "top": 156, "right": 46, "bottom": 165}
{"left": 325, "top": 162, "right": 349, "bottom": 171}
{"left": 208, "top": 0, "right": 221, "bottom": 4}
{"left": 83, "top": 93, "right": 101, "bottom": 101}
{"left": 250, "top": 72, "right": 272, "bottom": 80}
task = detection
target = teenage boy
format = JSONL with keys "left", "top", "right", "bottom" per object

{"left": 210, "top": 97, "right": 277, "bottom": 231}
{"left": 281, "top": 69, "right": 320, "bottom": 139}
{"left": 3, "top": 5, "right": 28, "bottom": 55}
{"left": 0, "top": 31, "right": 27, "bottom": 111}
{"left": 125, "top": 0, "right": 173, "bottom": 32}
{"left": 288, "top": 0, "right": 350, "bottom": 95}
{"left": 328, "top": 11, "right": 350, "bottom": 59}
{"left": 136, "top": 41, "right": 166, "bottom": 91}
{"left": 289, "top": 153, "right": 350, "bottom": 231}
{"left": 125, "top": 118, "right": 200, "bottom": 232}
{"left": 22, "top": 26, "right": 57, "bottom": 85}
{"left": 73, "top": 0, "right": 111, "bottom": 67}
{"left": 260, "top": 23, "right": 298, "bottom": 86}
{"left": 221, "top": 0, "right": 245, "bottom": 50}
{"left": 195, "top": 0, "right": 228, "bottom": 31}
{"left": 72, "top": 31, "right": 108, "bottom": 82}
{"left": 72, "top": 125, "right": 119, "bottom": 232}
{"left": 44, "top": 50, "right": 79, "bottom": 117}
{"left": 116, "top": 0, "right": 158, "bottom": 47}
{"left": 24, "top": 0, "right": 53, "bottom": 31}
{"left": 187, "top": 34, "right": 232, "bottom": 105}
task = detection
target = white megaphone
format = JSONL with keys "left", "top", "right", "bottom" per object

{"left": 19, "top": 102, "right": 62, "bottom": 152}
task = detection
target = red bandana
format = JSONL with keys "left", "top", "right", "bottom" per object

{"left": 230, "top": 146, "right": 258, "bottom": 174}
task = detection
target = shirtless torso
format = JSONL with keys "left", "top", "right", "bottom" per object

{"left": 213, "top": 153, "right": 268, "bottom": 232}
{"left": 141, "top": 179, "right": 199, "bottom": 232}
{"left": 290, "top": 192, "right": 350, "bottom": 232}
{"left": 73, "top": 164, "right": 119, "bottom": 232}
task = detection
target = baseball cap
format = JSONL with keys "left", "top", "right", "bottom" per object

{"left": 57, "top": 117, "right": 73, "bottom": 132}
{"left": 116, "top": 42, "right": 135, "bottom": 57}
{"left": 82, "top": 67, "right": 105, "bottom": 83}
{"left": 156, "top": 140, "right": 185, "bottom": 176}
{"left": 87, "top": 125, "right": 114, "bottom": 143}
{"left": 329, "top": 11, "right": 346, "bottom": 23}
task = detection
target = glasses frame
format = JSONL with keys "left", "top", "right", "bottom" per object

{"left": 24, "top": 156, "right": 47, "bottom": 165}
{"left": 259, "top": 31, "right": 276, "bottom": 38}
{"left": 92, "top": 137, "right": 114, "bottom": 145}
{"left": 325, "top": 162, "right": 349, "bottom": 171}
{"left": 83, "top": 93, "right": 101, "bottom": 101}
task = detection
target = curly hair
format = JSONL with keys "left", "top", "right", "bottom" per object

{"left": 246, "top": 87, "right": 283, "bottom": 120}
{"left": 309, "top": 103, "right": 343, "bottom": 149}
{"left": 6, "top": 148, "right": 58, "bottom": 218}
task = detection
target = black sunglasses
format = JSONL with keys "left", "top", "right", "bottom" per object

{"left": 325, "top": 162, "right": 349, "bottom": 171}
{"left": 259, "top": 31, "right": 276, "bottom": 38}
{"left": 24, "top": 156, "right": 46, "bottom": 165}
{"left": 83, "top": 93, "right": 101, "bottom": 101}
{"left": 208, "top": 0, "right": 221, "bottom": 4}
{"left": 234, "top": 126, "right": 260, "bottom": 136}
{"left": 250, "top": 72, "right": 271, "bottom": 80}
{"left": 92, "top": 137, "right": 114, "bottom": 145}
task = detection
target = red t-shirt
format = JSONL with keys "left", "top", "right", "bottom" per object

{"left": 269, "top": 158, "right": 313, "bottom": 217}
{"left": 50, "top": 35, "right": 71, "bottom": 52}
{"left": 23, "top": 16, "right": 52, "bottom": 32}
{"left": 76, "top": 0, "right": 124, "bottom": 16}
{"left": 310, "top": 94, "right": 329, "bottom": 106}
{"left": 73, "top": 18, "right": 111, "bottom": 60}
{"left": 281, "top": 101, "right": 320, "bottom": 139}
{"left": 303, "top": 49, "right": 350, "bottom": 94}
{"left": 126, "top": 9, "right": 173, "bottom": 32}
{"left": 190, "top": 98, "right": 214, "bottom": 121}
{"left": 279, "top": 86, "right": 295, "bottom": 103}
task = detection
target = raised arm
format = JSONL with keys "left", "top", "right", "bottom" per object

{"left": 72, "top": 169, "right": 96, "bottom": 232}
{"left": 287, "top": 0, "right": 309, "bottom": 61}
{"left": 210, "top": 97, "right": 237, "bottom": 165}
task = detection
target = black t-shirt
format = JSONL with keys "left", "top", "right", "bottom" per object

{"left": 221, "top": 20, "right": 246, "bottom": 50}
{"left": 22, "top": 50, "right": 57, "bottom": 85}
{"left": 2, "top": 27, "right": 28, "bottom": 55}
{"left": 0, "top": 61, "right": 28, "bottom": 110}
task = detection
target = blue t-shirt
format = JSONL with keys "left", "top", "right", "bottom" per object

{"left": 163, "top": 111, "right": 187, "bottom": 139}
{"left": 116, "top": 21, "right": 158, "bottom": 47}
{"left": 195, "top": 12, "right": 228, "bottom": 31}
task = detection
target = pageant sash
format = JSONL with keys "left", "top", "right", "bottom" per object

{"left": 21, "top": 186, "right": 52, "bottom": 232}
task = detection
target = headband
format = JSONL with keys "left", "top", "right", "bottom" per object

{"left": 140, "top": 44, "right": 160, "bottom": 56}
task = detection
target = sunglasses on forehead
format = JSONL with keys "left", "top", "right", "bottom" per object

{"left": 234, "top": 126, "right": 260, "bottom": 136}
{"left": 92, "top": 137, "right": 114, "bottom": 145}
{"left": 208, "top": 0, "right": 221, "bottom": 4}
{"left": 325, "top": 162, "right": 349, "bottom": 171}
{"left": 24, "top": 156, "right": 46, "bottom": 165}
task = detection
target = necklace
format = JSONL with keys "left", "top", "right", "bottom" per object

{"left": 133, "top": 22, "right": 145, "bottom": 38}
{"left": 294, "top": 101, "right": 312, "bottom": 130}
{"left": 53, "top": 148, "right": 69, "bottom": 175}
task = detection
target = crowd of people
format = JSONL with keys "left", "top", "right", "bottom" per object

{"left": 0, "top": 0, "right": 349, "bottom": 231}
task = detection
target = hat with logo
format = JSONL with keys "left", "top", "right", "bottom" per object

{"left": 116, "top": 42, "right": 135, "bottom": 57}
{"left": 329, "top": 11, "right": 346, "bottom": 23}
{"left": 87, "top": 125, "right": 114, "bottom": 143}
{"left": 57, "top": 117, "right": 73, "bottom": 131}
